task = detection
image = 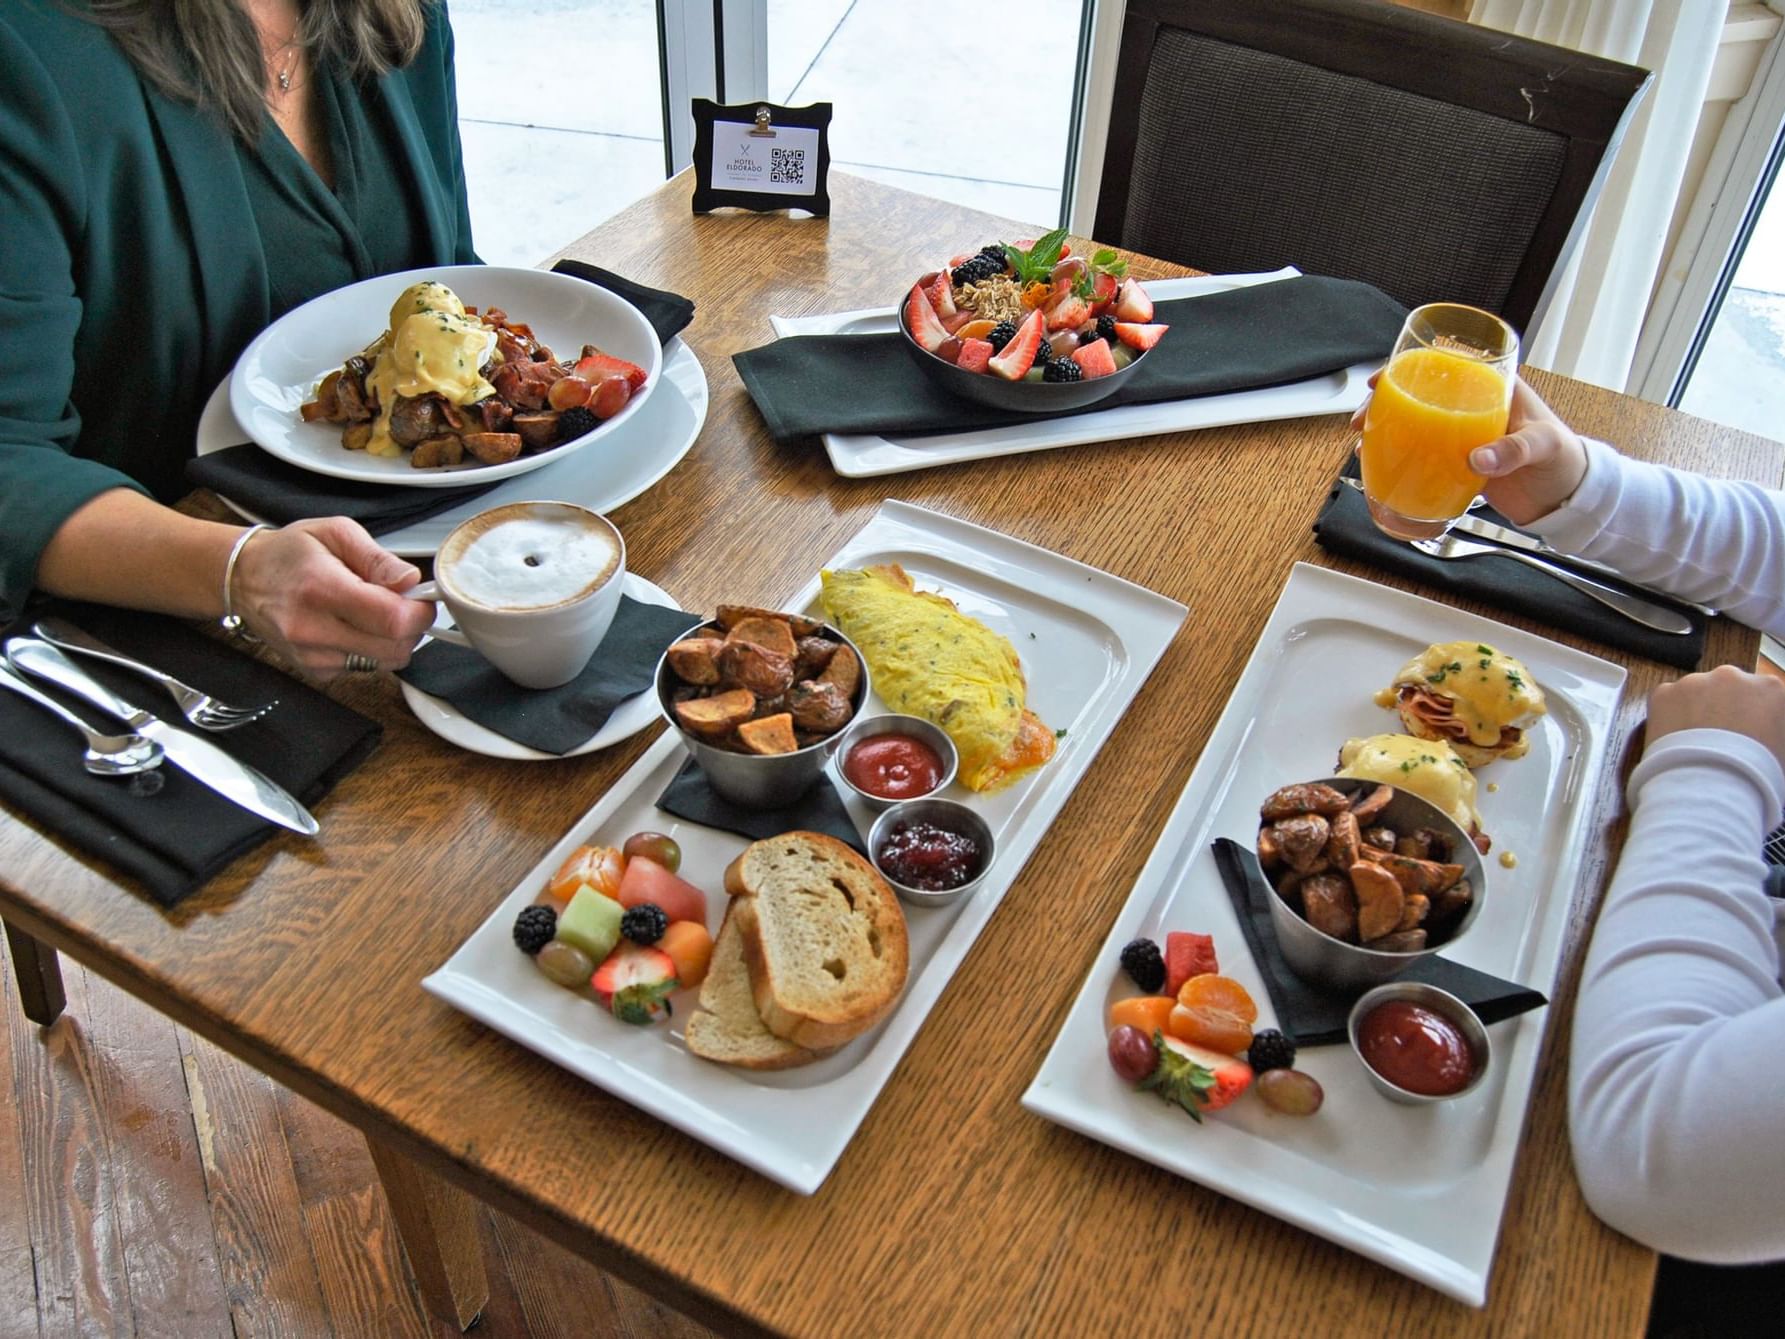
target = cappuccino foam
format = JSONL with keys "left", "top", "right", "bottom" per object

{"left": 440, "top": 509, "right": 619, "bottom": 612}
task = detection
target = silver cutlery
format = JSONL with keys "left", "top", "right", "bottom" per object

{"left": 1409, "top": 534, "right": 1694, "bottom": 635}
{"left": 6, "top": 638, "right": 319, "bottom": 835}
{"left": 33, "top": 617, "right": 277, "bottom": 731}
{"left": 0, "top": 662, "right": 164, "bottom": 776}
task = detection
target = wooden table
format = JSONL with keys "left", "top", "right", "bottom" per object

{"left": 3, "top": 171, "right": 1780, "bottom": 1337}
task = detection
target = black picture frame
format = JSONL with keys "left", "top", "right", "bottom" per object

{"left": 691, "top": 99, "right": 833, "bottom": 216}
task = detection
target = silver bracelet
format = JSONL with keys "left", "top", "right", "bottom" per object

{"left": 219, "top": 523, "right": 274, "bottom": 637}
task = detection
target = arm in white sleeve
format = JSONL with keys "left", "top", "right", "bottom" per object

{"left": 1526, "top": 437, "right": 1785, "bottom": 638}
{"left": 1567, "top": 729, "right": 1785, "bottom": 1263}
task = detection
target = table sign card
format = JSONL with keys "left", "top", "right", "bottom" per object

{"left": 692, "top": 99, "right": 832, "bottom": 216}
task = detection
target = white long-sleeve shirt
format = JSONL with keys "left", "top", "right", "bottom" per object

{"left": 1526, "top": 439, "right": 1785, "bottom": 1262}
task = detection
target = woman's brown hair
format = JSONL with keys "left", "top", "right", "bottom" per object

{"left": 84, "top": 0, "right": 429, "bottom": 144}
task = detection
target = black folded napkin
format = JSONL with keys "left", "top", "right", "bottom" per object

{"left": 1211, "top": 838, "right": 1546, "bottom": 1047}
{"left": 1313, "top": 462, "right": 1706, "bottom": 669}
{"left": 656, "top": 757, "right": 867, "bottom": 856}
{"left": 0, "top": 603, "right": 381, "bottom": 908}
{"left": 733, "top": 275, "right": 1406, "bottom": 442}
{"left": 185, "top": 262, "right": 698, "bottom": 531}
{"left": 395, "top": 597, "right": 701, "bottom": 755}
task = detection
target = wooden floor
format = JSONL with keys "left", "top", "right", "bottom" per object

{"left": 0, "top": 945, "right": 717, "bottom": 1339}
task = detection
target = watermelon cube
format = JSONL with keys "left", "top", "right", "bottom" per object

{"left": 1071, "top": 338, "right": 1119, "bottom": 380}
{"left": 956, "top": 337, "right": 994, "bottom": 374}
{"left": 1165, "top": 932, "right": 1219, "bottom": 996}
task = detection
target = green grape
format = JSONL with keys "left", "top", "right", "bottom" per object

{"left": 535, "top": 940, "right": 594, "bottom": 990}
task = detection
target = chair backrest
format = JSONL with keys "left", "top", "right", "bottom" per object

{"left": 1092, "top": 0, "right": 1652, "bottom": 337}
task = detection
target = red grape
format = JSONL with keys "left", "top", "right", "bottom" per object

{"left": 937, "top": 336, "right": 963, "bottom": 364}
{"left": 1256, "top": 1068, "right": 1324, "bottom": 1116}
{"left": 591, "top": 374, "right": 631, "bottom": 419}
{"left": 1107, "top": 1025, "right": 1157, "bottom": 1083}
{"left": 622, "top": 831, "right": 681, "bottom": 874}
{"left": 548, "top": 375, "right": 593, "bottom": 411}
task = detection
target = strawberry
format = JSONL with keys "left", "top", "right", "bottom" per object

{"left": 1114, "top": 279, "right": 1154, "bottom": 323}
{"left": 904, "top": 283, "right": 951, "bottom": 353}
{"left": 1045, "top": 294, "right": 1091, "bottom": 332}
{"left": 927, "top": 270, "right": 959, "bottom": 321}
{"left": 1070, "top": 338, "right": 1118, "bottom": 380}
{"left": 1165, "top": 931, "right": 1219, "bottom": 996}
{"left": 955, "top": 337, "right": 994, "bottom": 374}
{"left": 987, "top": 310, "right": 1045, "bottom": 380}
{"left": 591, "top": 942, "right": 678, "bottom": 1024}
{"left": 1141, "top": 1033, "right": 1253, "bottom": 1122}
{"left": 574, "top": 350, "right": 648, "bottom": 390}
{"left": 1114, "top": 322, "right": 1168, "bottom": 352}
{"left": 1089, "top": 272, "right": 1120, "bottom": 314}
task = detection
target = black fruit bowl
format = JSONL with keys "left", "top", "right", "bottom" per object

{"left": 896, "top": 296, "right": 1144, "bottom": 415}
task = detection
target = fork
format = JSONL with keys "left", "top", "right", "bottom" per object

{"left": 31, "top": 618, "right": 278, "bottom": 731}
{"left": 1410, "top": 535, "right": 1694, "bottom": 635}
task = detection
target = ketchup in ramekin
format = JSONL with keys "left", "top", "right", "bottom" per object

{"left": 1356, "top": 999, "right": 1479, "bottom": 1097}
{"left": 843, "top": 733, "right": 944, "bottom": 802}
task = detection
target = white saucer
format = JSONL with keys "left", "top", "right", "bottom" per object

{"left": 197, "top": 337, "right": 710, "bottom": 557}
{"left": 399, "top": 572, "right": 679, "bottom": 760}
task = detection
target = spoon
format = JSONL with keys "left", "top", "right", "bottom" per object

{"left": 0, "top": 662, "right": 165, "bottom": 776}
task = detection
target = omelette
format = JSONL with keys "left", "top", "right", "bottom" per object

{"left": 820, "top": 565, "right": 1054, "bottom": 793}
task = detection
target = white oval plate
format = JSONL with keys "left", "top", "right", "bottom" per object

{"left": 197, "top": 337, "right": 709, "bottom": 557}
{"left": 400, "top": 572, "right": 679, "bottom": 760}
{"left": 228, "top": 265, "right": 663, "bottom": 487}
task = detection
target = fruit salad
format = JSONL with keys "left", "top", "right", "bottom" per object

{"left": 903, "top": 229, "right": 1168, "bottom": 384}
{"left": 514, "top": 830, "right": 715, "bottom": 1027}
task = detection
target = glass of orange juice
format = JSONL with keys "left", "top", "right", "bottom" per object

{"left": 1358, "top": 303, "right": 1518, "bottom": 541}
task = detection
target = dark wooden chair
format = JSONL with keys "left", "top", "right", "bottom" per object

{"left": 1091, "top": 0, "right": 1653, "bottom": 337}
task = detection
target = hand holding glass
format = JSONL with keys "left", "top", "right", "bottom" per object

{"left": 1358, "top": 303, "right": 1518, "bottom": 541}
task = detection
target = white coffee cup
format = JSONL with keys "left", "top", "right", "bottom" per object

{"left": 408, "top": 501, "right": 626, "bottom": 689}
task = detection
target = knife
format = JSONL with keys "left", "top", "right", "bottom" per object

{"left": 5, "top": 638, "right": 319, "bottom": 836}
{"left": 1337, "top": 477, "right": 1715, "bottom": 617}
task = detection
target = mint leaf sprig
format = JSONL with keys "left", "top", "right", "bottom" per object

{"left": 1002, "top": 227, "right": 1070, "bottom": 288}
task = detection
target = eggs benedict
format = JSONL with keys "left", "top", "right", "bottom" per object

{"left": 360, "top": 287, "right": 498, "bottom": 457}
{"left": 1337, "top": 733, "right": 1487, "bottom": 850}
{"left": 1376, "top": 641, "right": 1546, "bottom": 767}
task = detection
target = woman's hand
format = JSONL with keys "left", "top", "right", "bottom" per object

{"left": 1349, "top": 374, "right": 1589, "bottom": 524}
{"left": 231, "top": 518, "right": 437, "bottom": 680}
{"left": 1646, "top": 665, "right": 1785, "bottom": 770}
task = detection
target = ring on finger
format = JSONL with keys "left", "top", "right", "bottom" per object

{"left": 344, "top": 652, "right": 380, "bottom": 674}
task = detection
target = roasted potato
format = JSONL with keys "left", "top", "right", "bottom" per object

{"left": 786, "top": 679, "right": 851, "bottom": 733}
{"left": 816, "top": 643, "right": 860, "bottom": 699}
{"left": 665, "top": 638, "right": 723, "bottom": 685}
{"left": 725, "top": 617, "right": 798, "bottom": 662}
{"left": 409, "top": 433, "right": 462, "bottom": 468}
{"left": 459, "top": 431, "right": 523, "bottom": 465}
{"left": 1261, "top": 782, "right": 1351, "bottom": 821}
{"left": 794, "top": 636, "right": 838, "bottom": 678}
{"left": 1349, "top": 860, "right": 1406, "bottom": 943}
{"left": 673, "top": 688, "right": 755, "bottom": 738}
{"left": 718, "top": 640, "right": 795, "bottom": 698}
{"left": 737, "top": 713, "right": 798, "bottom": 755}
{"left": 1301, "top": 873, "right": 1359, "bottom": 943}
{"left": 1274, "top": 814, "right": 1330, "bottom": 873}
{"left": 717, "top": 606, "right": 822, "bottom": 638}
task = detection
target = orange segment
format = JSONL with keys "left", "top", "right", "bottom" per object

{"left": 1176, "top": 974, "right": 1257, "bottom": 1024}
{"left": 1168, "top": 1004, "right": 1254, "bottom": 1056}
{"left": 954, "top": 319, "right": 997, "bottom": 341}
{"left": 1108, "top": 996, "right": 1176, "bottom": 1038}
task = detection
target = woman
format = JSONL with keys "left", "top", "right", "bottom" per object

{"left": 1359, "top": 381, "right": 1785, "bottom": 1266}
{"left": 0, "top": 0, "right": 467, "bottom": 676}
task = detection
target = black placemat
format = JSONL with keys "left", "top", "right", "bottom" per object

{"left": 185, "top": 263, "right": 697, "bottom": 531}
{"left": 1211, "top": 837, "right": 1546, "bottom": 1047}
{"left": 395, "top": 597, "right": 701, "bottom": 755}
{"left": 0, "top": 603, "right": 381, "bottom": 907}
{"left": 656, "top": 757, "right": 866, "bottom": 855}
{"left": 733, "top": 275, "right": 1405, "bottom": 442}
{"left": 1313, "top": 462, "right": 1706, "bottom": 670}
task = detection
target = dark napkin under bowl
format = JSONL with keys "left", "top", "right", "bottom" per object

{"left": 0, "top": 603, "right": 381, "bottom": 907}
{"left": 396, "top": 596, "right": 702, "bottom": 756}
{"left": 1211, "top": 838, "right": 1545, "bottom": 1047}
{"left": 655, "top": 757, "right": 867, "bottom": 856}
{"left": 735, "top": 274, "right": 1405, "bottom": 442}
{"left": 1313, "top": 464, "right": 1707, "bottom": 670}
{"left": 186, "top": 261, "right": 698, "bottom": 532}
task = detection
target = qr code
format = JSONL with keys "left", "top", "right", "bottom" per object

{"left": 770, "top": 147, "right": 806, "bottom": 184}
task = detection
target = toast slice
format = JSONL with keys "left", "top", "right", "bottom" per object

{"left": 724, "top": 832, "right": 909, "bottom": 1050}
{"left": 684, "top": 909, "right": 824, "bottom": 1070}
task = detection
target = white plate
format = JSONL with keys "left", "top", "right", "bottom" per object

{"left": 399, "top": 573, "right": 682, "bottom": 760}
{"left": 423, "top": 501, "right": 1186, "bottom": 1193}
{"left": 198, "top": 337, "right": 709, "bottom": 557}
{"left": 1021, "top": 563, "right": 1626, "bottom": 1306}
{"left": 769, "top": 269, "right": 1375, "bottom": 478}
{"left": 228, "top": 265, "right": 663, "bottom": 487}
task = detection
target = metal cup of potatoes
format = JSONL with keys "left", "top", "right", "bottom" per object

{"left": 1257, "top": 777, "right": 1487, "bottom": 992}
{"left": 655, "top": 606, "right": 871, "bottom": 809}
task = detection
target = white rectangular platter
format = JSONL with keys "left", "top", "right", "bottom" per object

{"left": 424, "top": 501, "right": 1185, "bottom": 1193}
{"left": 1021, "top": 562, "right": 1627, "bottom": 1306}
{"left": 768, "top": 269, "right": 1374, "bottom": 477}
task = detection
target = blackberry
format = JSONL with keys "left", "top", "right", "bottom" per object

{"left": 1248, "top": 1029, "right": 1297, "bottom": 1074}
{"left": 986, "top": 320, "right": 1019, "bottom": 353}
{"left": 512, "top": 904, "right": 557, "bottom": 956}
{"left": 951, "top": 254, "right": 1003, "bottom": 286}
{"left": 620, "top": 902, "right": 669, "bottom": 945}
{"left": 1095, "top": 314, "right": 1118, "bottom": 345}
{"left": 978, "top": 243, "right": 1008, "bottom": 263}
{"left": 1042, "top": 359, "right": 1082, "bottom": 383}
{"left": 1031, "top": 339, "right": 1052, "bottom": 365}
{"left": 1118, "top": 938, "right": 1165, "bottom": 993}
{"left": 556, "top": 405, "right": 598, "bottom": 441}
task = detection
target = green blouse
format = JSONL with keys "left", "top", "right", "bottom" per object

{"left": 0, "top": 0, "right": 477, "bottom": 621}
